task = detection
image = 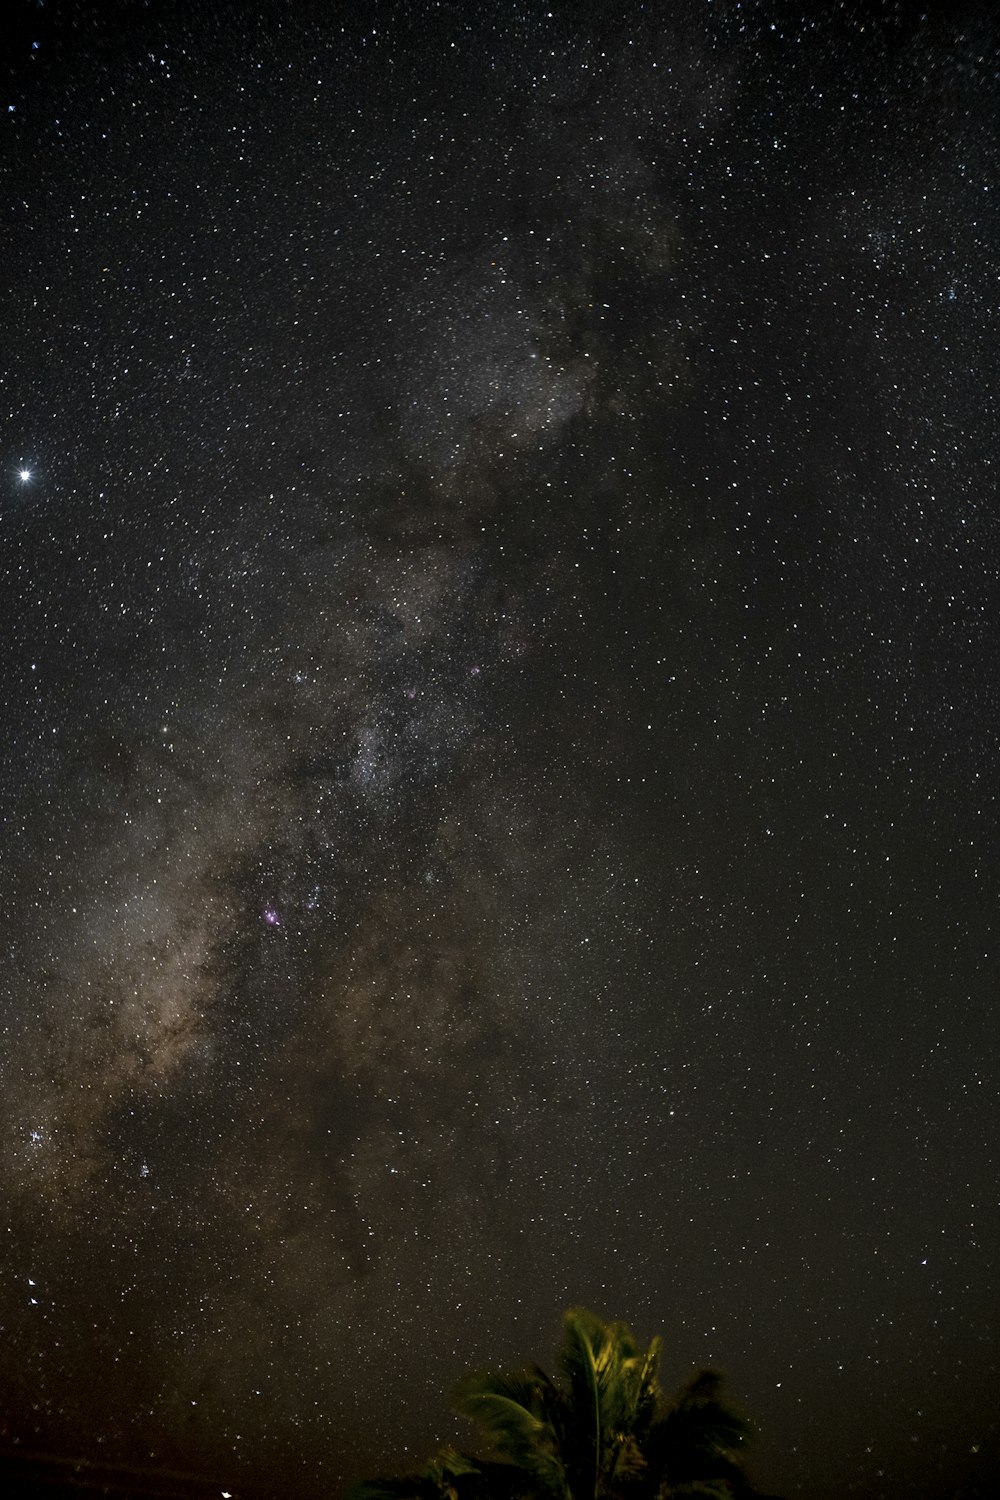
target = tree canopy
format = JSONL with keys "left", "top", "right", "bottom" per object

{"left": 347, "top": 1307, "right": 753, "bottom": 1500}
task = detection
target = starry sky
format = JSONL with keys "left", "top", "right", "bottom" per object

{"left": 2, "top": 2, "right": 999, "bottom": 1497}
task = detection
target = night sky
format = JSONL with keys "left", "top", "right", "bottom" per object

{"left": 3, "top": 2, "right": 999, "bottom": 1497}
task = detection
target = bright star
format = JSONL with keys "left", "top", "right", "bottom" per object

{"left": 18, "top": 468, "right": 31, "bottom": 482}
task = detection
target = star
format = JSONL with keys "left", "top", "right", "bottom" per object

{"left": 18, "top": 468, "right": 31, "bottom": 482}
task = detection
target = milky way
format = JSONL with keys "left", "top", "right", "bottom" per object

{"left": 3, "top": 4, "right": 1000, "bottom": 1498}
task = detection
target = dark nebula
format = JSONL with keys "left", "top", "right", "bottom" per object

{"left": 2, "top": 3, "right": 999, "bottom": 1497}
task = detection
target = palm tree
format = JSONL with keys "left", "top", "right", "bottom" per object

{"left": 637, "top": 1371, "right": 751, "bottom": 1499}
{"left": 453, "top": 1307, "right": 662, "bottom": 1500}
{"left": 351, "top": 1309, "right": 752, "bottom": 1500}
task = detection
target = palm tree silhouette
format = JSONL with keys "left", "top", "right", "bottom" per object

{"left": 635, "top": 1370, "right": 751, "bottom": 1499}
{"left": 452, "top": 1308, "right": 749, "bottom": 1494}
{"left": 350, "top": 1308, "right": 751, "bottom": 1500}
{"left": 453, "top": 1308, "right": 749, "bottom": 1500}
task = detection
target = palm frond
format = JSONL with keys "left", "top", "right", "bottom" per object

{"left": 666, "top": 1370, "right": 751, "bottom": 1455}
{"left": 554, "top": 1308, "right": 665, "bottom": 1500}
{"left": 557, "top": 1307, "right": 604, "bottom": 1498}
{"left": 425, "top": 1446, "right": 483, "bottom": 1485}
{"left": 646, "top": 1369, "right": 751, "bottom": 1493}
{"left": 454, "top": 1367, "right": 569, "bottom": 1500}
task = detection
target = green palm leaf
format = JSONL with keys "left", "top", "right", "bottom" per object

{"left": 454, "top": 1368, "right": 569, "bottom": 1500}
